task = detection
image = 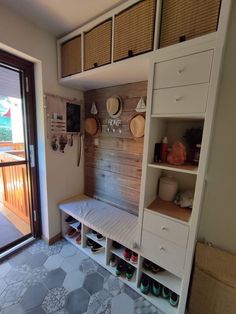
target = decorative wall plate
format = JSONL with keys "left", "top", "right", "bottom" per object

{"left": 129, "top": 114, "right": 145, "bottom": 138}
{"left": 106, "top": 96, "right": 122, "bottom": 118}
{"left": 84, "top": 117, "right": 100, "bottom": 136}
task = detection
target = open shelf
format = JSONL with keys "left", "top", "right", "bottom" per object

{"left": 146, "top": 197, "right": 191, "bottom": 223}
{"left": 148, "top": 162, "right": 198, "bottom": 175}
{"left": 85, "top": 232, "right": 106, "bottom": 247}
{"left": 106, "top": 264, "right": 137, "bottom": 289}
{"left": 141, "top": 268, "right": 181, "bottom": 295}
{"left": 70, "top": 221, "right": 81, "bottom": 229}
{"left": 110, "top": 247, "right": 138, "bottom": 269}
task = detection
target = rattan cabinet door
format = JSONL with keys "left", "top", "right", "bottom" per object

{"left": 61, "top": 36, "right": 81, "bottom": 77}
{"left": 114, "top": 0, "right": 156, "bottom": 62}
{"left": 84, "top": 19, "right": 112, "bottom": 71}
{"left": 159, "top": 0, "right": 221, "bottom": 48}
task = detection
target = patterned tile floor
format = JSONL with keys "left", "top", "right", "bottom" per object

{"left": 0, "top": 239, "right": 162, "bottom": 314}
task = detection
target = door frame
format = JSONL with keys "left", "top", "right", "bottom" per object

{"left": 0, "top": 49, "right": 41, "bottom": 250}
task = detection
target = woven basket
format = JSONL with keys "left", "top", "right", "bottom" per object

{"left": 113, "top": 0, "right": 156, "bottom": 62}
{"left": 61, "top": 36, "right": 81, "bottom": 77}
{"left": 159, "top": 0, "right": 221, "bottom": 48}
{"left": 84, "top": 19, "right": 112, "bottom": 71}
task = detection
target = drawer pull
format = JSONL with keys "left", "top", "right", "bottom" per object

{"left": 175, "top": 96, "right": 183, "bottom": 102}
{"left": 160, "top": 246, "right": 166, "bottom": 252}
{"left": 177, "top": 68, "right": 185, "bottom": 74}
{"left": 161, "top": 226, "right": 167, "bottom": 231}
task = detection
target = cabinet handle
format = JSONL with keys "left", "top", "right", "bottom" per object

{"left": 161, "top": 226, "right": 167, "bottom": 231}
{"left": 160, "top": 246, "right": 166, "bottom": 252}
{"left": 128, "top": 50, "right": 133, "bottom": 57}
{"left": 94, "top": 62, "right": 98, "bottom": 68}
{"left": 175, "top": 96, "right": 183, "bottom": 102}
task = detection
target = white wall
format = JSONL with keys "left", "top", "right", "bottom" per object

{"left": 198, "top": 2, "right": 236, "bottom": 254}
{"left": 0, "top": 3, "right": 84, "bottom": 240}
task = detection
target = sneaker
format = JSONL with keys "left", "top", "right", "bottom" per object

{"left": 87, "top": 238, "right": 94, "bottom": 247}
{"left": 67, "top": 227, "right": 77, "bottom": 238}
{"left": 140, "top": 276, "right": 150, "bottom": 294}
{"left": 151, "top": 263, "right": 164, "bottom": 274}
{"left": 170, "top": 292, "right": 179, "bottom": 307}
{"left": 130, "top": 252, "right": 138, "bottom": 264}
{"left": 162, "top": 286, "right": 170, "bottom": 299}
{"left": 76, "top": 223, "right": 81, "bottom": 231}
{"left": 116, "top": 261, "right": 125, "bottom": 276}
{"left": 110, "top": 254, "right": 118, "bottom": 267}
{"left": 125, "top": 265, "right": 135, "bottom": 281}
{"left": 142, "top": 259, "right": 151, "bottom": 270}
{"left": 91, "top": 243, "right": 104, "bottom": 254}
{"left": 75, "top": 232, "right": 81, "bottom": 244}
{"left": 112, "top": 241, "right": 122, "bottom": 249}
{"left": 92, "top": 230, "right": 97, "bottom": 235}
{"left": 65, "top": 216, "right": 76, "bottom": 223}
{"left": 152, "top": 281, "right": 161, "bottom": 296}
{"left": 96, "top": 233, "right": 105, "bottom": 241}
{"left": 123, "top": 248, "right": 132, "bottom": 261}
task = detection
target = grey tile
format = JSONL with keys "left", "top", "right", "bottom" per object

{"left": 65, "top": 288, "right": 90, "bottom": 314}
{"left": 42, "top": 287, "right": 67, "bottom": 313}
{"left": 83, "top": 272, "right": 104, "bottom": 295}
{"left": 27, "top": 253, "right": 48, "bottom": 268}
{"left": 87, "top": 289, "right": 112, "bottom": 314}
{"left": 111, "top": 293, "right": 135, "bottom": 314}
{"left": 0, "top": 281, "right": 27, "bottom": 308}
{"left": 60, "top": 244, "right": 77, "bottom": 258}
{"left": 0, "top": 263, "right": 11, "bottom": 279}
{"left": 1, "top": 303, "right": 24, "bottom": 314}
{"left": 24, "top": 266, "right": 48, "bottom": 287}
{"left": 122, "top": 284, "right": 141, "bottom": 300}
{"left": 9, "top": 251, "right": 32, "bottom": 267}
{"left": 43, "top": 268, "right": 66, "bottom": 289}
{"left": 63, "top": 270, "right": 85, "bottom": 292}
{"left": 61, "top": 253, "right": 85, "bottom": 273}
{"left": 25, "top": 306, "right": 46, "bottom": 314}
{"left": 0, "top": 279, "right": 7, "bottom": 296}
{"left": 79, "top": 258, "right": 98, "bottom": 275}
{"left": 28, "top": 239, "right": 64, "bottom": 256}
{"left": 44, "top": 254, "right": 64, "bottom": 271}
{"left": 104, "top": 275, "right": 123, "bottom": 296}
{"left": 97, "top": 266, "right": 110, "bottom": 279}
{"left": 20, "top": 283, "right": 47, "bottom": 311}
{"left": 4, "top": 265, "right": 31, "bottom": 285}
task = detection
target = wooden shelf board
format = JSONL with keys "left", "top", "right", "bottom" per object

{"left": 148, "top": 162, "right": 198, "bottom": 175}
{"left": 147, "top": 197, "right": 191, "bottom": 222}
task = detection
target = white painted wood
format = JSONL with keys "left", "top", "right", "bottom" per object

{"left": 148, "top": 163, "right": 198, "bottom": 175}
{"left": 152, "top": 83, "right": 209, "bottom": 115}
{"left": 141, "top": 230, "right": 185, "bottom": 277}
{"left": 153, "top": 50, "right": 213, "bottom": 89}
{"left": 143, "top": 210, "right": 189, "bottom": 248}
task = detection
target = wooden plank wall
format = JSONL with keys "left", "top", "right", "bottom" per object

{"left": 84, "top": 81, "right": 147, "bottom": 215}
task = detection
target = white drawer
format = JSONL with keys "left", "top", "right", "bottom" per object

{"left": 141, "top": 230, "right": 186, "bottom": 274}
{"left": 143, "top": 210, "right": 189, "bottom": 248}
{"left": 152, "top": 83, "right": 209, "bottom": 115}
{"left": 154, "top": 50, "right": 213, "bottom": 89}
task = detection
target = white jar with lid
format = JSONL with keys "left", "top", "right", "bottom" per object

{"left": 159, "top": 176, "right": 178, "bottom": 201}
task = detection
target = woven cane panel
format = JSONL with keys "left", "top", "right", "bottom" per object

{"left": 114, "top": 0, "right": 156, "bottom": 62}
{"left": 160, "top": 0, "right": 221, "bottom": 48}
{"left": 61, "top": 36, "right": 81, "bottom": 77}
{"left": 84, "top": 19, "right": 112, "bottom": 71}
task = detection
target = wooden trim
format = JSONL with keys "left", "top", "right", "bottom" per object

{"left": 42, "top": 233, "right": 62, "bottom": 245}
{"left": 0, "top": 160, "right": 27, "bottom": 167}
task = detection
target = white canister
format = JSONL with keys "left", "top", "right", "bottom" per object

{"left": 159, "top": 176, "right": 178, "bottom": 201}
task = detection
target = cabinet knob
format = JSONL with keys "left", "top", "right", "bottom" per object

{"left": 128, "top": 50, "right": 133, "bottom": 57}
{"left": 94, "top": 62, "right": 98, "bottom": 68}
{"left": 177, "top": 68, "right": 184, "bottom": 74}
{"left": 160, "top": 246, "right": 165, "bottom": 252}
{"left": 175, "top": 96, "right": 183, "bottom": 102}
{"left": 161, "top": 226, "right": 167, "bottom": 231}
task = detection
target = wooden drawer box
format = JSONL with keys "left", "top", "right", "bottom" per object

{"left": 159, "top": 0, "right": 221, "bottom": 48}
{"left": 153, "top": 50, "right": 213, "bottom": 89}
{"left": 141, "top": 229, "right": 186, "bottom": 274}
{"left": 61, "top": 36, "right": 81, "bottom": 77}
{"left": 84, "top": 19, "right": 112, "bottom": 71}
{"left": 152, "top": 83, "right": 209, "bottom": 115}
{"left": 143, "top": 210, "right": 189, "bottom": 248}
{"left": 113, "top": 0, "right": 156, "bottom": 62}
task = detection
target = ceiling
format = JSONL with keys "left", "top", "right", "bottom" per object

{"left": 0, "top": 0, "right": 127, "bottom": 37}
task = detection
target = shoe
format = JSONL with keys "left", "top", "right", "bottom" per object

{"left": 112, "top": 241, "right": 122, "bottom": 249}
{"left": 67, "top": 227, "right": 77, "bottom": 238}
{"left": 142, "top": 259, "right": 151, "bottom": 270}
{"left": 75, "top": 232, "right": 81, "bottom": 244}
{"left": 96, "top": 233, "right": 105, "bottom": 241}
{"left": 130, "top": 252, "right": 138, "bottom": 264}
{"left": 91, "top": 243, "right": 104, "bottom": 254}
{"left": 123, "top": 248, "right": 132, "bottom": 261}
{"left": 140, "top": 276, "right": 150, "bottom": 294}
{"left": 76, "top": 223, "right": 81, "bottom": 231}
{"left": 125, "top": 265, "right": 135, "bottom": 281}
{"left": 65, "top": 216, "right": 76, "bottom": 223}
{"left": 87, "top": 238, "right": 94, "bottom": 247}
{"left": 92, "top": 230, "right": 97, "bottom": 235}
{"left": 170, "top": 292, "right": 179, "bottom": 307}
{"left": 162, "top": 286, "right": 170, "bottom": 299}
{"left": 110, "top": 254, "right": 118, "bottom": 267}
{"left": 152, "top": 281, "right": 161, "bottom": 296}
{"left": 150, "top": 263, "right": 164, "bottom": 274}
{"left": 116, "top": 261, "right": 125, "bottom": 276}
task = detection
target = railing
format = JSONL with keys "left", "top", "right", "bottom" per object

{"left": 0, "top": 149, "right": 30, "bottom": 224}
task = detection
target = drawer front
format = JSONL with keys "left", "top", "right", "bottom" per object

{"left": 154, "top": 50, "right": 213, "bottom": 89}
{"left": 152, "top": 83, "right": 209, "bottom": 115}
{"left": 61, "top": 36, "right": 82, "bottom": 77}
{"left": 141, "top": 230, "right": 186, "bottom": 274}
{"left": 143, "top": 210, "right": 189, "bottom": 248}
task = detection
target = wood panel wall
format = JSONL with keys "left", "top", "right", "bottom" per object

{"left": 84, "top": 81, "right": 147, "bottom": 215}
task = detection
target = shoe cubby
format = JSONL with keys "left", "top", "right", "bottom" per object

{"left": 61, "top": 212, "right": 82, "bottom": 247}
{"left": 109, "top": 240, "right": 139, "bottom": 269}
{"left": 83, "top": 227, "right": 106, "bottom": 248}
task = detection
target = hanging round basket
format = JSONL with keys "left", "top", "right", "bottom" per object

{"left": 84, "top": 116, "right": 100, "bottom": 136}
{"left": 129, "top": 114, "right": 145, "bottom": 138}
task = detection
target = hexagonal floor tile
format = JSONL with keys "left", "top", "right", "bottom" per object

{"left": 83, "top": 272, "right": 104, "bottom": 295}
{"left": 4, "top": 265, "right": 31, "bottom": 285}
{"left": 44, "top": 254, "right": 64, "bottom": 271}
{"left": 111, "top": 293, "right": 135, "bottom": 314}
{"left": 42, "top": 287, "right": 67, "bottom": 313}
{"left": 0, "top": 279, "right": 7, "bottom": 296}
{"left": 65, "top": 288, "right": 90, "bottom": 314}
{"left": 63, "top": 270, "right": 85, "bottom": 292}
{"left": 59, "top": 244, "right": 77, "bottom": 258}
{"left": 20, "top": 283, "right": 47, "bottom": 311}
{"left": 24, "top": 266, "right": 48, "bottom": 288}
{"left": 122, "top": 284, "right": 141, "bottom": 300}
{"left": 79, "top": 258, "right": 98, "bottom": 275}
{"left": 25, "top": 306, "right": 46, "bottom": 314}
{"left": 0, "top": 262, "right": 11, "bottom": 279}
{"left": 8, "top": 251, "right": 32, "bottom": 267}
{"left": 135, "top": 296, "right": 161, "bottom": 314}
{"left": 87, "top": 289, "right": 112, "bottom": 314}
{"left": 61, "top": 253, "right": 85, "bottom": 273}
{"left": 0, "top": 281, "right": 27, "bottom": 308}
{"left": 103, "top": 275, "right": 123, "bottom": 296}
{"left": 26, "top": 253, "right": 48, "bottom": 269}
{"left": 1, "top": 303, "right": 24, "bottom": 314}
{"left": 43, "top": 268, "right": 66, "bottom": 289}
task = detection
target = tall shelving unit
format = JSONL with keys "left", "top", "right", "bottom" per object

{"left": 137, "top": 2, "right": 232, "bottom": 313}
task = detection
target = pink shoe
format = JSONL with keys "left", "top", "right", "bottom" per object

{"left": 130, "top": 252, "right": 138, "bottom": 264}
{"left": 123, "top": 248, "right": 132, "bottom": 261}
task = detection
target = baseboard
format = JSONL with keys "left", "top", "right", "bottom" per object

{"left": 42, "top": 232, "right": 62, "bottom": 245}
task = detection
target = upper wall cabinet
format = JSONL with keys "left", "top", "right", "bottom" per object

{"left": 84, "top": 19, "right": 112, "bottom": 71}
{"left": 113, "top": 0, "right": 156, "bottom": 62}
{"left": 159, "top": 0, "right": 221, "bottom": 48}
{"left": 61, "top": 35, "right": 81, "bottom": 77}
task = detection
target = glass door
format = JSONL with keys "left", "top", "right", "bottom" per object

{"left": 0, "top": 50, "right": 40, "bottom": 253}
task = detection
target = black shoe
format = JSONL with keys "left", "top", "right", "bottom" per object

{"left": 91, "top": 243, "right": 104, "bottom": 254}
{"left": 112, "top": 241, "right": 122, "bottom": 249}
{"left": 87, "top": 238, "right": 95, "bottom": 247}
{"left": 170, "top": 292, "right": 179, "bottom": 307}
{"left": 92, "top": 230, "right": 97, "bottom": 235}
{"left": 116, "top": 261, "right": 125, "bottom": 276}
{"left": 65, "top": 216, "right": 76, "bottom": 223}
{"left": 125, "top": 265, "right": 135, "bottom": 280}
{"left": 140, "top": 276, "right": 150, "bottom": 294}
{"left": 162, "top": 286, "right": 170, "bottom": 299}
{"left": 96, "top": 233, "right": 105, "bottom": 241}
